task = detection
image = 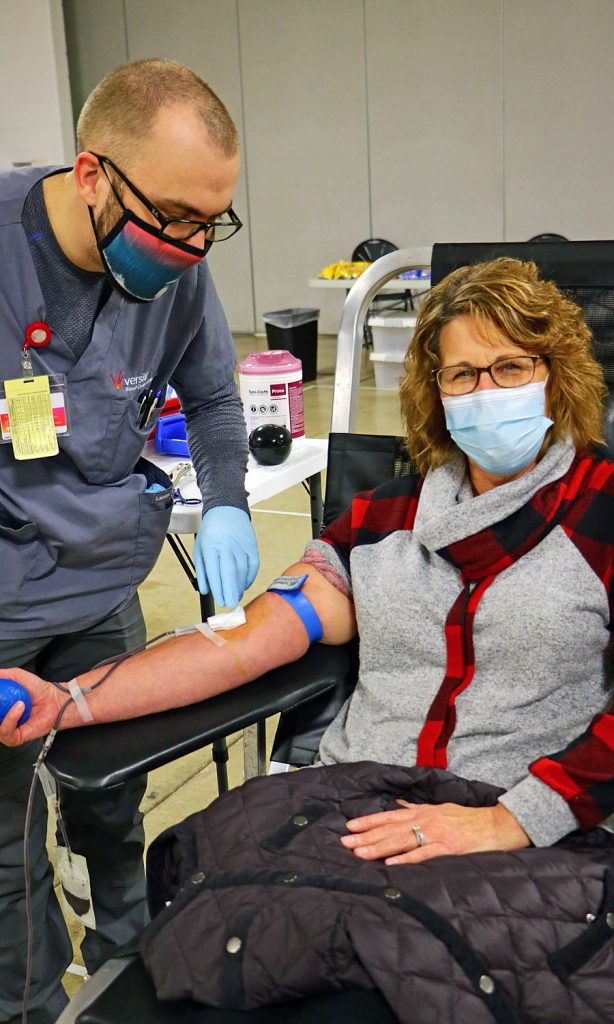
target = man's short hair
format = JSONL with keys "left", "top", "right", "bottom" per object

{"left": 76, "top": 58, "right": 238, "bottom": 164}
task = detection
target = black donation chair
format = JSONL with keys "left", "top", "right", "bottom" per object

{"left": 352, "top": 238, "right": 415, "bottom": 315}
{"left": 527, "top": 232, "right": 569, "bottom": 243}
{"left": 55, "top": 241, "right": 614, "bottom": 1022}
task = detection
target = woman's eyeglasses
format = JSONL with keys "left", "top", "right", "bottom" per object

{"left": 434, "top": 356, "right": 544, "bottom": 396}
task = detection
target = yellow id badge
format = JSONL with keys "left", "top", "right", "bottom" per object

{"left": 4, "top": 376, "right": 59, "bottom": 460}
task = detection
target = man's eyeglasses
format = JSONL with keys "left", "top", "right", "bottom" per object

{"left": 434, "top": 356, "right": 545, "bottom": 396}
{"left": 92, "top": 153, "right": 242, "bottom": 243}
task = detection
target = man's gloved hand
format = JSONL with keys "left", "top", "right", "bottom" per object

{"left": 194, "top": 506, "right": 259, "bottom": 608}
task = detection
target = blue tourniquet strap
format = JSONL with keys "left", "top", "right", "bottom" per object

{"left": 268, "top": 589, "right": 323, "bottom": 644}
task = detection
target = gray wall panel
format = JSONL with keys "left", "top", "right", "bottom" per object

{"left": 504, "top": 0, "right": 614, "bottom": 240}
{"left": 124, "top": 0, "right": 255, "bottom": 332}
{"left": 59, "top": 0, "right": 614, "bottom": 333}
{"left": 62, "top": 0, "right": 128, "bottom": 118}
{"left": 366, "top": 0, "right": 503, "bottom": 246}
{"left": 238, "top": 0, "right": 370, "bottom": 335}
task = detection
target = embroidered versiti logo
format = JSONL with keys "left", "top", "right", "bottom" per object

{"left": 109, "top": 371, "right": 154, "bottom": 393}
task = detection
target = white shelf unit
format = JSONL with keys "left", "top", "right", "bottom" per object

{"left": 368, "top": 311, "right": 418, "bottom": 389}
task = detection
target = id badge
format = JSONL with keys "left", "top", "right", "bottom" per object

{"left": 0, "top": 373, "right": 71, "bottom": 457}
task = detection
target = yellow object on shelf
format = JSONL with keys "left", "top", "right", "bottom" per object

{"left": 317, "top": 260, "right": 372, "bottom": 280}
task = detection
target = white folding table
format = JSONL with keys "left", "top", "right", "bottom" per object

{"left": 146, "top": 436, "right": 327, "bottom": 538}
{"left": 307, "top": 275, "right": 429, "bottom": 294}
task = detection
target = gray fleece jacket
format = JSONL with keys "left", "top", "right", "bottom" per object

{"left": 304, "top": 440, "right": 614, "bottom": 847}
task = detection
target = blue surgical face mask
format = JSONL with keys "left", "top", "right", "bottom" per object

{"left": 442, "top": 379, "right": 553, "bottom": 476}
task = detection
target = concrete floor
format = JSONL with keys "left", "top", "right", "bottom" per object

{"left": 59, "top": 329, "right": 405, "bottom": 999}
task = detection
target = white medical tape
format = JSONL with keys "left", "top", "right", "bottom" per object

{"left": 66, "top": 678, "right": 94, "bottom": 723}
{"left": 173, "top": 623, "right": 226, "bottom": 646}
{"left": 175, "top": 608, "right": 248, "bottom": 644}
{"left": 195, "top": 622, "right": 226, "bottom": 646}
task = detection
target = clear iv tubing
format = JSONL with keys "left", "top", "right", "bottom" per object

{"left": 21, "top": 628, "right": 178, "bottom": 1024}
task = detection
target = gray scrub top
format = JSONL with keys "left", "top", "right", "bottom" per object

{"left": 0, "top": 166, "right": 240, "bottom": 637}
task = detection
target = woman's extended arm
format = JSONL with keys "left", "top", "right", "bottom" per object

{"left": 0, "top": 562, "right": 356, "bottom": 745}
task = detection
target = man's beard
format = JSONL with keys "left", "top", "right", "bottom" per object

{"left": 89, "top": 193, "right": 120, "bottom": 268}
{"left": 90, "top": 193, "right": 152, "bottom": 304}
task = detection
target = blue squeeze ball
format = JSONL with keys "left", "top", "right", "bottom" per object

{"left": 0, "top": 678, "right": 32, "bottom": 725}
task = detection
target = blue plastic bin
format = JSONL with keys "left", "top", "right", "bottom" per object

{"left": 154, "top": 413, "right": 190, "bottom": 457}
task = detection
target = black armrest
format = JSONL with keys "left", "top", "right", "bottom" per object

{"left": 45, "top": 643, "right": 352, "bottom": 791}
{"left": 271, "top": 637, "right": 359, "bottom": 766}
{"left": 56, "top": 954, "right": 396, "bottom": 1024}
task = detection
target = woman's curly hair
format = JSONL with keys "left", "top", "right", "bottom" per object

{"left": 399, "top": 257, "right": 607, "bottom": 475}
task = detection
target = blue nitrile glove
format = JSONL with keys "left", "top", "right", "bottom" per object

{"left": 194, "top": 507, "right": 260, "bottom": 608}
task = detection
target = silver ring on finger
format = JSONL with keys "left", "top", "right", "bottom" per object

{"left": 411, "top": 824, "right": 425, "bottom": 848}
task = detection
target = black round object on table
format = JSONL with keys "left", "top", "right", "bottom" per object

{"left": 248, "top": 423, "right": 292, "bottom": 465}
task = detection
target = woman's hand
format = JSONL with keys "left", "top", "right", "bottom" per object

{"left": 0, "top": 667, "right": 64, "bottom": 746}
{"left": 340, "top": 800, "right": 531, "bottom": 864}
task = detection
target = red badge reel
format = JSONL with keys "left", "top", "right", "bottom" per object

{"left": 24, "top": 322, "right": 52, "bottom": 350}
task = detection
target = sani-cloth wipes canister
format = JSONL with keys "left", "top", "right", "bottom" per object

{"left": 239, "top": 350, "right": 305, "bottom": 444}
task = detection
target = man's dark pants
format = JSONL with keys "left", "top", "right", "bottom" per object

{"left": 0, "top": 596, "right": 147, "bottom": 1024}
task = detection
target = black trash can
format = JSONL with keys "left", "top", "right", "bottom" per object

{"left": 262, "top": 308, "right": 320, "bottom": 383}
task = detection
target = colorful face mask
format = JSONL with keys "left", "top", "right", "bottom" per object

{"left": 442, "top": 379, "right": 553, "bottom": 476}
{"left": 90, "top": 208, "right": 209, "bottom": 302}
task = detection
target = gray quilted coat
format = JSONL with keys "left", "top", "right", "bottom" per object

{"left": 140, "top": 762, "right": 614, "bottom": 1023}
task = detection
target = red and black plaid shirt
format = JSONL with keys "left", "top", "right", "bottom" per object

{"left": 320, "top": 451, "right": 614, "bottom": 831}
